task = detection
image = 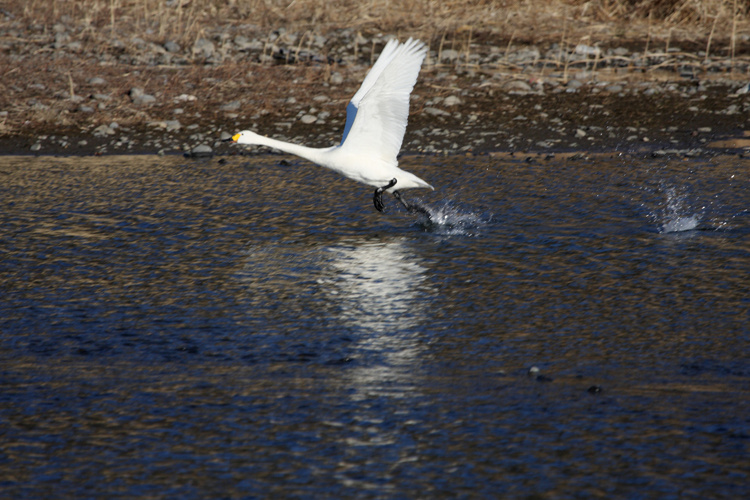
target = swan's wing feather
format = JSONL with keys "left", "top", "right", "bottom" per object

{"left": 350, "top": 38, "right": 401, "bottom": 107}
{"left": 339, "top": 38, "right": 427, "bottom": 162}
{"left": 340, "top": 38, "right": 400, "bottom": 146}
{"left": 340, "top": 102, "right": 358, "bottom": 147}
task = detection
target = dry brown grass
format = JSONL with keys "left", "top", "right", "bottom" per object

{"left": 6, "top": 0, "right": 749, "bottom": 48}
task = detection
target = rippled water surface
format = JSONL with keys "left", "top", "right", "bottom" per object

{"left": 1, "top": 153, "right": 749, "bottom": 498}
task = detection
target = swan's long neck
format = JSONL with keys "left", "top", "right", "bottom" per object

{"left": 245, "top": 133, "right": 332, "bottom": 165}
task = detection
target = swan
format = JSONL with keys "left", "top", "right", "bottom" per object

{"left": 232, "top": 37, "right": 433, "bottom": 213}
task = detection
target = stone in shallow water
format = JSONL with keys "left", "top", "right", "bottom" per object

{"left": 188, "top": 144, "right": 213, "bottom": 157}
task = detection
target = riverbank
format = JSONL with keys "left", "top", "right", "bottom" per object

{"left": 1, "top": 2, "right": 749, "bottom": 157}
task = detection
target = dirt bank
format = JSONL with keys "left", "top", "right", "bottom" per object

{"left": 1, "top": 18, "right": 749, "bottom": 158}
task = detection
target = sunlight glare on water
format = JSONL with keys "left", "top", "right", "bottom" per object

{"left": 0, "top": 153, "right": 748, "bottom": 499}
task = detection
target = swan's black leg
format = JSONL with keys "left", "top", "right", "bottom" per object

{"left": 393, "top": 190, "right": 432, "bottom": 217}
{"left": 373, "top": 178, "right": 397, "bottom": 212}
{"left": 392, "top": 190, "right": 411, "bottom": 210}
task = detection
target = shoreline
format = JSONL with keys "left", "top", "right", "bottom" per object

{"left": 2, "top": 72, "right": 747, "bottom": 159}
{"left": 1, "top": 26, "right": 749, "bottom": 158}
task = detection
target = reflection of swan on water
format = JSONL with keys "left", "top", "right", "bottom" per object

{"left": 323, "top": 238, "right": 432, "bottom": 396}
{"left": 235, "top": 237, "right": 432, "bottom": 396}
{"left": 234, "top": 238, "right": 432, "bottom": 340}
{"left": 325, "top": 239, "right": 428, "bottom": 334}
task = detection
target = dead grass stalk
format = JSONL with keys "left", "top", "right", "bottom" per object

{"left": 3, "top": 1, "right": 747, "bottom": 47}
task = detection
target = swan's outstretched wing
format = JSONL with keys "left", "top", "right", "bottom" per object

{"left": 338, "top": 38, "right": 427, "bottom": 163}
{"left": 340, "top": 38, "right": 401, "bottom": 146}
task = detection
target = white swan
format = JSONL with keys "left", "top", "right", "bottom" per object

{"left": 233, "top": 37, "right": 433, "bottom": 213}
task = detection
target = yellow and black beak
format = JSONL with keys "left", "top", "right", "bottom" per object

{"left": 232, "top": 133, "right": 241, "bottom": 142}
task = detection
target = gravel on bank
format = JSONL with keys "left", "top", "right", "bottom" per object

{"left": 1, "top": 23, "right": 749, "bottom": 158}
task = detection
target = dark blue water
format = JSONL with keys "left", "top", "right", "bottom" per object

{"left": 1, "top": 154, "right": 748, "bottom": 498}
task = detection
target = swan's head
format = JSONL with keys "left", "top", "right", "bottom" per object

{"left": 232, "top": 130, "right": 262, "bottom": 145}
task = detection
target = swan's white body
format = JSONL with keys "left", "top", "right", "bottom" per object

{"left": 233, "top": 38, "right": 433, "bottom": 199}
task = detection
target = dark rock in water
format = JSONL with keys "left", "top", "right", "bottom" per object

{"left": 326, "top": 356, "right": 355, "bottom": 366}
{"left": 587, "top": 385, "right": 603, "bottom": 394}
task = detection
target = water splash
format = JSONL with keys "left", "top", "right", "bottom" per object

{"left": 658, "top": 186, "right": 702, "bottom": 233}
{"left": 409, "top": 199, "right": 487, "bottom": 236}
{"left": 662, "top": 214, "right": 700, "bottom": 233}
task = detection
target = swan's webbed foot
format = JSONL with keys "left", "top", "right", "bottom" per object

{"left": 393, "top": 190, "right": 432, "bottom": 218}
{"left": 373, "top": 178, "right": 397, "bottom": 212}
